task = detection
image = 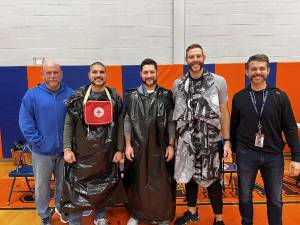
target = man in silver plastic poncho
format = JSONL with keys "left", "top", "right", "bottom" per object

{"left": 173, "top": 44, "right": 232, "bottom": 225}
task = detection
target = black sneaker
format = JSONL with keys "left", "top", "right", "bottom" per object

{"left": 174, "top": 210, "right": 199, "bottom": 225}
{"left": 213, "top": 218, "right": 225, "bottom": 225}
{"left": 41, "top": 217, "right": 51, "bottom": 225}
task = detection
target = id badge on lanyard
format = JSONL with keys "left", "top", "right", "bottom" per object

{"left": 249, "top": 90, "right": 268, "bottom": 148}
{"left": 255, "top": 123, "right": 264, "bottom": 147}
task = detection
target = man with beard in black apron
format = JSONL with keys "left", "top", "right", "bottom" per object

{"left": 61, "top": 62, "right": 127, "bottom": 225}
{"left": 124, "top": 58, "right": 176, "bottom": 225}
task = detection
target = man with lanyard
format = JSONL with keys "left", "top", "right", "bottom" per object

{"left": 19, "top": 61, "right": 73, "bottom": 225}
{"left": 173, "top": 44, "right": 232, "bottom": 225}
{"left": 230, "top": 54, "right": 300, "bottom": 225}
{"left": 124, "top": 58, "right": 176, "bottom": 225}
{"left": 61, "top": 62, "right": 127, "bottom": 225}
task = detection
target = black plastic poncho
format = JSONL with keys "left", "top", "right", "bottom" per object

{"left": 61, "top": 85, "right": 127, "bottom": 212}
{"left": 124, "top": 86, "right": 176, "bottom": 223}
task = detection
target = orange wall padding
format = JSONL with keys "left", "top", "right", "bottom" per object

{"left": 26, "top": 66, "right": 43, "bottom": 89}
{"left": 276, "top": 62, "right": 300, "bottom": 122}
{"left": 105, "top": 66, "right": 123, "bottom": 97}
{"left": 276, "top": 63, "right": 300, "bottom": 153}
{"left": 215, "top": 63, "right": 246, "bottom": 111}
{"left": 157, "top": 64, "right": 184, "bottom": 91}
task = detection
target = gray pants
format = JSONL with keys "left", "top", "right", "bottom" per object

{"left": 32, "top": 152, "right": 64, "bottom": 219}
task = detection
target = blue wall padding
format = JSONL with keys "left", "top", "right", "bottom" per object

{"left": 62, "top": 66, "right": 90, "bottom": 90}
{"left": 245, "top": 62, "right": 276, "bottom": 86}
{"left": 122, "top": 65, "right": 141, "bottom": 98}
{"left": 0, "top": 67, "right": 28, "bottom": 157}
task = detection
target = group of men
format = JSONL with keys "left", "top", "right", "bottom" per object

{"left": 18, "top": 43, "right": 300, "bottom": 225}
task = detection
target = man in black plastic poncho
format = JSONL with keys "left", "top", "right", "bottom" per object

{"left": 61, "top": 62, "right": 127, "bottom": 225}
{"left": 124, "top": 58, "right": 176, "bottom": 225}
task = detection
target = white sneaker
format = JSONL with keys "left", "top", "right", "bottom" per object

{"left": 54, "top": 208, "right": 69, "bottom": 223}
{"left": 127, "top": 217, "right": 139, "bottom": 225}
{"left": 94, "top": 218, "right": 109, "bottom": 225}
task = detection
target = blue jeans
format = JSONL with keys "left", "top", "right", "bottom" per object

{"left": 236, "top": 147, "right": 284, "bottom": 225}
{"left": 32, "top": 152, "right": 64, "bottom": 219}
{"left": 69, "top": 209, "right": 106, "bottom": 225}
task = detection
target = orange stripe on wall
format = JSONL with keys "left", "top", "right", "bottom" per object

{"left": 276, "top": 62, "right": 300, "bottom": 122}
{"left": 27, "top": 66, "right": 43, "bottom": 89}
{"left": 215, "top": 63, "right": 246, "bottom": 111}
{"left": 158, "top": 64, "right": 183, "bottom": 91}
{"left": 106, "top": 66, "right": 123, "bottom": 97}
{"left": 0, "top": 129, "right": 3, "bottom": 160}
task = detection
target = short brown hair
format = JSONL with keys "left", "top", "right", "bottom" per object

{"left": 90, "top": 62, "right": 106, "bottom": 71}
{"left": 246, "top": 54, "right": 270, "bottom": 70}
{"left": 185, "top": 44, "right": 203, "bottom": 57}
{"left": 140, "top": 58, "right": 157, "bottom": 72}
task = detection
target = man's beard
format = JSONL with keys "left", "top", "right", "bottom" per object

{"left": 91, "top": 77, "right": 105, "bottom": 85}
{"left": 45, "top": 79, "right": 58, "bottom": 84}
{"left": 188, "top": 62, "right": 204, "bottom": 72}
{"left": 142, "top": 78, "right": 157, "bottom": 86}
{"left": 250, "top": 75, "right": 267, "bottom": 81}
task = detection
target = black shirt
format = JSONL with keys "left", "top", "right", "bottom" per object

{"left": 230, "top": 85, "right": 300, "bottom": 162}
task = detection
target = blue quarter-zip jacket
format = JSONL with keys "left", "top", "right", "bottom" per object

{"left": 19, "top": 83, "right": 73, "bottom": 156}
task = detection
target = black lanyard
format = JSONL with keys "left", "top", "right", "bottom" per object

{"left": 249, "top": 90, "right": 268, "bottom": 129}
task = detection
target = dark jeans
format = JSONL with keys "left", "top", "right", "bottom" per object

{"left": 236, "top": 148, "right": 284, "bottom": 225}
{"left": 185, "top": 178, "right": 223, "bottom": 214}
